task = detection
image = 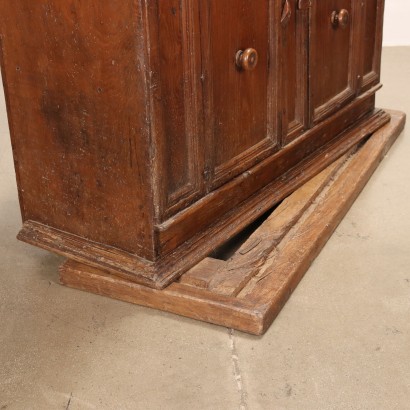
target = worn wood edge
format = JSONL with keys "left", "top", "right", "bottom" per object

{"left": 59, "top": 260, "right": 266, "bottom": 336}
{"left": 180, "top": 109, "right": 403, "bottom": 299}
{"left": 179, "top": 257, "right": 227, "bottom": 288}
{"left": 205, "top": 153, "right": 351, "bottom": 296}
{"left": 157, "top": 94, "right": 382, "bottom": 243}
{"left": 18, "top": 108, "right": 391, "bottom": 290}
{"left": 153, "top": 108, "right": 391, "bottom": 286}
{"left": 17, "top": 221, "right": 160, "bottom": 287}
{"left": 247, "top": 109, "right": 406, "bottom": 334}
{"left": 58, "top": 110, "right": 405, "bottom": 336}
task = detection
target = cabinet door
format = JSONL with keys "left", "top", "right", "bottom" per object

{"left": 359, "top": 0, "right": 385, "bottom": 92}
{"left": 281, "top": 0, "right": 309, "bottom": 145}
{"left": 310, "top": 0, "right": 361, "bottom": 124}
{"left": 200, "top": 0, "right": 279, "bottom": 189}
{"left": 147, "top": 0, "right": 205, "bottom": 219}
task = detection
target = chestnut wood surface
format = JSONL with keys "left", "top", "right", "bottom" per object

{"left": 0, "top": 0, "right": 388, "bottom": 289}
{"left": 60, "top": 110, "right": 406, "bottom": 335}
{"left": 19, "top": 107, "right": 390, "bottom": 289}
{"left": 281, "top": 0, "right": 309, "bottom": 144}
{"left": 200, "top": 0, "right": 279, "bottom": 189}
{"left": 310, "top": 0, "right": 360, "bottom": 123}
{"left": 0, "top": 1, "right": 156, "bottom": 259}
{"left": 360, "top": 0, "right": 385, "bottom": 92}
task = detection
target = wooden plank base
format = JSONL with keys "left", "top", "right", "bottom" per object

{"left": 60, "top": 110, "right": 406, "bottom": 335}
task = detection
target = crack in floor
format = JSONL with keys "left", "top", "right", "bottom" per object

{"left": 229, "top": 329, "right": 248, "bottom": 410}
{"left": 65, "top": 392, "right": 73, "bottom": 410}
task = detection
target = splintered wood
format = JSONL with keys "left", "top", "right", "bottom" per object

{"left": 60, "top": 111, "right": 406, "bottom": 335}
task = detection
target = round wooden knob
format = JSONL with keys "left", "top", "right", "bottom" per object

{"left": 235, "top": 48, "right": 259, "bottom": 71}
{"left": 331, "top": 9, "right": 350, "bottom": 29}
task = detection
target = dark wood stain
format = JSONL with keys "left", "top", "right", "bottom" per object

{"left": 0, "top": 0, "right": 389, "bottom": 289}
{"left": 59, "top": 110, "right": 406, "bottom": 334}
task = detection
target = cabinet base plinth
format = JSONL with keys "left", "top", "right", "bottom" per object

{"left": 59, "top": 110, "right": 405, "bottom": 335}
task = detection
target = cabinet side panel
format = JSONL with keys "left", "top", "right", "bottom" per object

{"left": 0, "top": 1, "right": 156, "bottom": 259}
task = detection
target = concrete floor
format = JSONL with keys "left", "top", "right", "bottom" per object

{"left": 0, "top": 47, "right": 409, "bottom": 410}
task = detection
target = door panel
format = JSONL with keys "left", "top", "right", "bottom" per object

{"left": 310, "top": 0, "right": 360, "bottom": 124}
{"left": 200, "top": 0, "right": 278, "bottom": 188}
{"left": 281, "top": 0, "right": 309, "bottom": 145}
{"left": 360, "top": 0, "right": 384, "bottom": 92}
{"left": 147, "top": 0, "right": 205, "bottom": 219}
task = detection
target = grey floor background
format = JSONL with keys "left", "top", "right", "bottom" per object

{"left": 0, "top": 47, "right": 409, "bottom": 410}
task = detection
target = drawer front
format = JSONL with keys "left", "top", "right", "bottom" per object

{"left": 310, "top": 0, "right": 361, "bottom": 124}
{"left": 200, "top": 0, "right": 279, "bottom": 189}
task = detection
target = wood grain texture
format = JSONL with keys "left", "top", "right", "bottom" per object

{"left": 60, "top": 260, "right": 266, "bottom": 335}
{"left": 0, "top": 0, "right": 156, "bottom": 259}
{"left": 156, "top": 101, "right": 389, "bottom": 254}
{"left": 19, "top": 107, "right": 390, "bottom": 289}
{"left": 241, "top": 110, "right": 406, "bottom": 333}
{"left": 1, "top": 0, "right": 388, "bottom": 289}
{"left": 360, "top": 0, "right": 385, "bottom": 92}
{"left": 310, "top": 0, "right": 361, "bottom": 123}
{"left": 180, "top": 258, "right": 226, "bottom": 289}
{"left": 60, "top": 110, "right": 406, "bottom": 335}
{"left": 204, "top": 154, "right": 350, "bottom": 297}
{"left": 146, "top": 0, "right": 205, "bottom": 218}
{"left": 199, "top": 0, "right": 279, "bottom": 189}
{"left": 281, "top": 0, "right": 309, "bottom": 144}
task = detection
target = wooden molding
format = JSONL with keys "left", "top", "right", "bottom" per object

{"left": 60, "top": 110, "right": 406, "bottom": 335}
{"left": 20, "top": 107, "right": 392, "bottom": 290}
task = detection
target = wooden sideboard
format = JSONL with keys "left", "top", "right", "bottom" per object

{"left": 0, "top": 0, "right": 388, "bottom": 289}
